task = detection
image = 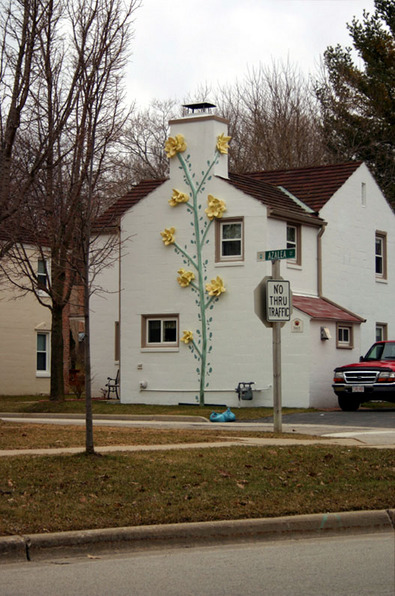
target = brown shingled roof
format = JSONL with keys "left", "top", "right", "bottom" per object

{"left": 247, "top": 162, "right": 362, "bottom": 212}
{"left": 225, "top": 173, "right": 323, "bottom": 225}
{"left": 94, "top": 179, "right": 167, "bottom": 230}
{"left": 293, "top": 295, "right": 364, "bottom": 322}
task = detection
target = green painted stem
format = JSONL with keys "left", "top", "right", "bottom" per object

{"left": 176, "top": 150, "right": 220, "bottom": 406}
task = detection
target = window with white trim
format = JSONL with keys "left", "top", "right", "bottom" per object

{"left": 337, "top": 324, "right": 353, "bottom": 348}
{"left": 36, "top": 258, "right": 50, "bottom": 296}
{"left": 142, "top": 315, "right": 179, "bottom": 347}
{"left": 375, "top": 232, "right": 387, "bottom": 279}
{"left": 216, "top": 218, "right": 243, "bottom": 262}
{"left": 287, "top": 223, "right": 301, "bottom": 265}
{"left": 36, "top": 332, "right": 50, "bottom": 375}
{"left": 376, "top": 323, "right": 387, "bottom": 342}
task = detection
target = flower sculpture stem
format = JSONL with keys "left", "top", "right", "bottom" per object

{"left": 163, "top": 132, "right": 229, "bottom": 406}
{"left": 177, "top": 153, "right": 214, "bottom": 405}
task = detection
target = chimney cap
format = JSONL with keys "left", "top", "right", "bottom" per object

{"left": 182, "top": 102, "right": 216, "bottom": 114}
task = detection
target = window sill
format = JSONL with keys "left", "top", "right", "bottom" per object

{"left": 375, "top": 277, "right": 388, "bottom": 284}
{"left": 36, "top": 372, "right": 50, "bottom": 378}
{"left": 141, "top": 347, "right": 179, "bottom": 353}
{"left": 214, "top": 261, "right": 244, "bottom": 268}
{"left": 286, "top": 262, "right": 302, "bottom": 271}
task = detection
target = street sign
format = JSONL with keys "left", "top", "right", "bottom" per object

{"left": 266, "top": 279, "right": 291, "bottom": 322}
{"left": 257, "top": 248, "right": 295, "bottom": 261}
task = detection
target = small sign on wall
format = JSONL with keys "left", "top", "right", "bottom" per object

{"left": 291, "top": 319, "right": 303, "bottom": 333}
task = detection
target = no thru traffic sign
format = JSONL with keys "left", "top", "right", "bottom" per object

{"left": 266, "top": 280, "right": 291, "bottom": 322}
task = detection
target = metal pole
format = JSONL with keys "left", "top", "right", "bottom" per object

{"left": 272, "top": 260, "right": 282, "bottom": 433}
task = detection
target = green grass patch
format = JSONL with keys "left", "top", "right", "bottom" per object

{"left": 0, "top": 445, "right": 393, "bottom": 536}
{"left": 0, "top": 394, "right": 315, "bottom": 419}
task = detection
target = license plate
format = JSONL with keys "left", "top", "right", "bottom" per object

{"left": 352, "top": 386, "right": 365, "bottom": 393}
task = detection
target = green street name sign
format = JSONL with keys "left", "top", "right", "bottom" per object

{"left": 257, "top": 248, "right": 296, "bottom": 262}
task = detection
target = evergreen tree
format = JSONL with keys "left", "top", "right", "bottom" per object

{"left": 316, "top": 0, "right": 395, "bottom": 206}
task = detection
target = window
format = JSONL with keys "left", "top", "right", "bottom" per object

{"left": 287, "top": 223, "right": 301, "bottom": 265}
{"left": 376, "top": 323, "right": 387, "bottom": 342}
{"left": 361, "top": 182, "right": 367, "bottom": 207}
{"left": 337, "top": 324, "right": 353, "bottom": 348}
{"left": 375, "top": 232, "right": 387, "bottom": 279}
{"left": 36, "top": 332, "right": 50, "bottom": 375}
{"left": 216, "top": 218, "right": 243, "bottom": 262}
{"left": 142, "top": 315, "right": 179, "bottom": 348}
{"left": 115, "top": 321, "right": 120, "bottom": 361}
{"left": 37, "top": 259, "right": 48, "bottom": 289}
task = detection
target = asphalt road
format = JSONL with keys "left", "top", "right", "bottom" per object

{"left": 250, "top": 407, "right": 395, "bottom": 428}
{"left": 2, "top": 533, "right": 394, "bottom": 596}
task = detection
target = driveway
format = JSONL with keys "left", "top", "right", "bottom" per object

{"left": 257, "top": 408, "right": 395, "bottom": 429}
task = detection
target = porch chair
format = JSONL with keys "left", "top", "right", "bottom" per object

{"left": 106, "top": 369, "right": 120, "bottom": 400}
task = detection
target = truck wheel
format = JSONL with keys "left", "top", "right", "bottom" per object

{"left": 338, "top": 395, "right": 360, "bottom": 411}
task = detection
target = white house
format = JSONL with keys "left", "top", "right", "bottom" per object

{"left": 90, "top": 106, "right": 395, "bottom": 409}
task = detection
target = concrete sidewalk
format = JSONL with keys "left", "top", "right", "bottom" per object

{"left": 1, "top": 510, "right": 394, "bottom": 563}
{"left": 1, "top": 412, "right": 395, "bottom": 448}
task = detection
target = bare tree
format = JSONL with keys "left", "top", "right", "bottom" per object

{"left": 0, "top": 0, "right": 48, "bottom": 257}
{"left": 1, "top": 0, "right": 139, "bottom": 454}
{"left": 109, "top": 99, "right": 179, "bottom": 193}
{"left": 214, "top": 61, "right": 330, "bottom": 173}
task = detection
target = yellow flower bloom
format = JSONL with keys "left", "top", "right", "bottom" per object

{"left": 169, "top": 189, "right": 189, "bottom": 207}
{"left": 160, "top": 227, "right": 176, "bottom": 245}
{"left": 216, "top": 133, "right": 232, "bottom": 154}
{"left": 206, "top": 276, "right": 226, "bottom": 297}
{"left": 164, "top": 134, "right": 187, "bottom": 158}
{"left": 177, "top": 268, "right": 195, "bottom": 287}
{"left": 181, "top": 330, "right": 194, "bottom": 344}
{"left": 205, "top": 194, "right": 227, "bottom": 220}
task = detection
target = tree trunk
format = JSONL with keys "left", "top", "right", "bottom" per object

{"left": 84, "top": 239, "right": 95, "bottom": 455}
{"left": 50, "top": 303, "right": 65, "bottom": 401}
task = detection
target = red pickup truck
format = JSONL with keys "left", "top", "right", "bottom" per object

{"left": 333, "top": 341, "right": 395, "bottom": 411}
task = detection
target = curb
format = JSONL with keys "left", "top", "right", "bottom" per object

{"left": 1, "top": 510, "right": 394, "bottom": 563}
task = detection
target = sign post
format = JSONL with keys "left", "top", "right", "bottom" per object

{"left": 272, "top": 260, "right": 282, "bottom": 433}
{"left": 255, "top": 249, "right": 293, "bottom": 433}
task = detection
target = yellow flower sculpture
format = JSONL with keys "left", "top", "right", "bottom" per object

{"left": 205, "top": 195, "right": 227, "bottom": 220}
{"left": 169, "top": 189, "right": 189, "bottom": 207}
{"left": 216, "top": 133, "right": 232, "bottom": 154}
{"left": 181, "top": 330, "right": 194, "bottom": 344}
{"left": 160, "top": 227, "right": 176, "bottom": 245}
{"left": 206, "top": 276, "right": 226, "bottom": 297}
{"left": 165, "top": 134, "right": 187, "bottom": 158}
{"left": 177, "top": 268, "right": 195, "bottom": 287}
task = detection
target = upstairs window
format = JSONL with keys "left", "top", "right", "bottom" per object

{"left": 375, "top": 232, "right": 387, "bottom": 279}
{"left": 216, "top": 219, "right": 244, "bottom": 262}
{"left": 37, "top": 259, "right": 48, "bottom": 290}
{"left": 287, "top": 223, "right": 301, "bottom": 265}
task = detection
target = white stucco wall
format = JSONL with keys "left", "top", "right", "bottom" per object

{"left": 320, "top": 164, "right": 395, "bottom": 357}
{"left": 115, "top": 115, "right": 321, "bottom": 408}
{"left": 90, "top": 117, "right": 395, "bottom": 410}
{"left": 90, "top": 232, "right": 120, "bottom": 397}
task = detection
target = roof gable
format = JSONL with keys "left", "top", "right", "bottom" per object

{"left": 247, "top": 162, "right": 362, "bottom": 212}
{"left": 94, "top": 179, "right": 167, "bottom": 229}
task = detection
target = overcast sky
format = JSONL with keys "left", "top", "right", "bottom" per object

{"left": 126, "top": 0, "right": 376, "bottom": 108}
